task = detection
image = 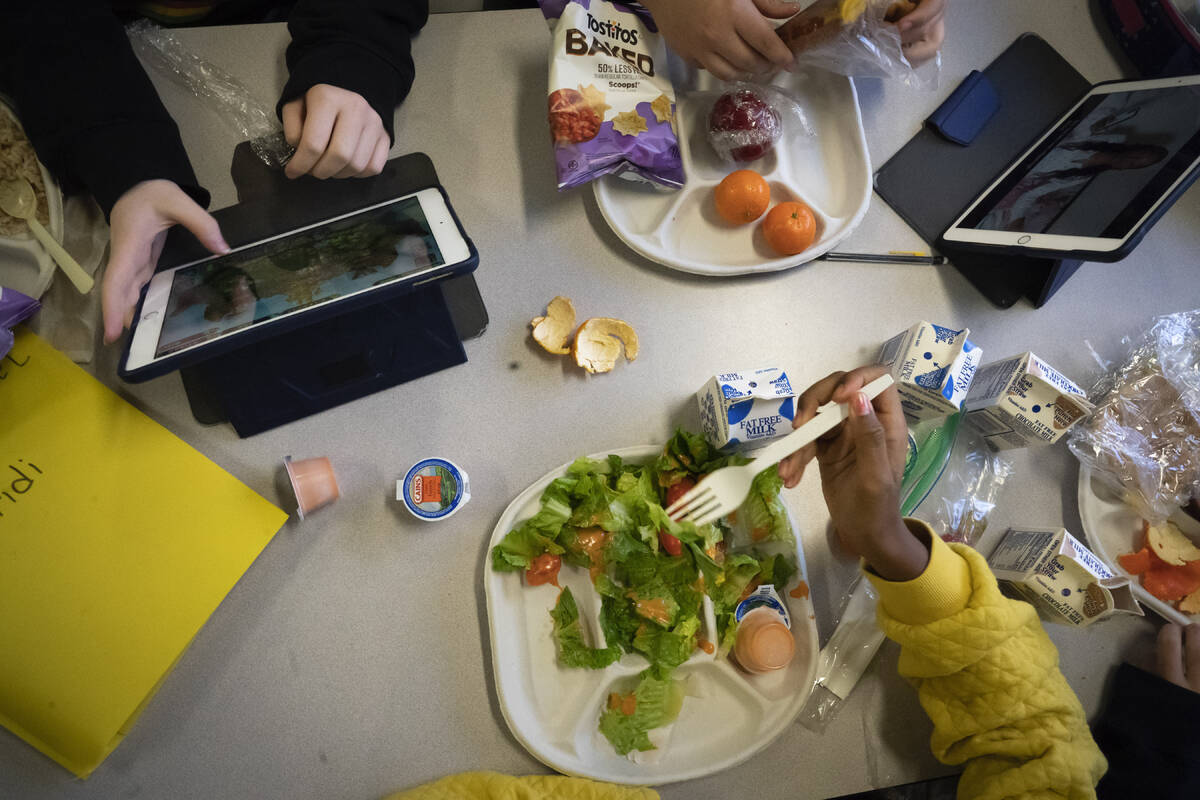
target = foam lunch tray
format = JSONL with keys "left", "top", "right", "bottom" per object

{"left": 484, "top": 446, "right": 820, "bottom": 785}
{"left": 1077, "top": 466, "right": 1200, "bottom": 626}
{"left": 594, "top": 70, "right": 870, "bottom": 276}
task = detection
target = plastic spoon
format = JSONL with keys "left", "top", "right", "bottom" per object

{"left": 0, "top": 178, "right": 93, "bottom": 293}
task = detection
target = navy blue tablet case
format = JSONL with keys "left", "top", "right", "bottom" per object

{"left": 124, "top": 149, "right": 486, "bottom": 437}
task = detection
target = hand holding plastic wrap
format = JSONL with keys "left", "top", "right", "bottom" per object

{"left": 1070, "top": 310, "right": 1200, "bottom": 522}
{"left": 126, "top": 21, "right": 293, "bottom": 168}
{"left": 779, "top": 0, "right": 941, "bottom": 89}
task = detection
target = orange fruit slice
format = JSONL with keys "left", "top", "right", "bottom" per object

{"left": 762, "top": 201, "right": 816, "bottom": 256}
{"left": 714, "top": 169, "right": 770, "bottom": 225}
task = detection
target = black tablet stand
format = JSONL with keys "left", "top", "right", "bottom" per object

{"left": 875, "top": 34, "right": 1095, "bottom": 308}
{"left": 159, "top": 149, "right": 487, "bottom": 437}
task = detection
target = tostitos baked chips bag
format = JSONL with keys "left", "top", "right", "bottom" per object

{"left": 539, "top": 0, "right": 685, "bottom": 190}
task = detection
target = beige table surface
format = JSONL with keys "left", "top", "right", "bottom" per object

{"left": 4, "top": 3, "right": 1199, "bottom": 798}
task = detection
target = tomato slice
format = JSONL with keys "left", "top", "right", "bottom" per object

{"left": 658, "top": 531, "right": 682, "bottom": 557}
{"left": 525, "top": 553, "right": 562, "bottom": 587}
{"left": 664, "top": 476, "right": 696, "bottom": 508}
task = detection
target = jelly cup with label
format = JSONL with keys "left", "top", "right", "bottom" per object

{"left": 399, "top": 458, "right": 470, "bottom": 521}
{"left": 284, "top": 455, "right": 340, "bottom": 520}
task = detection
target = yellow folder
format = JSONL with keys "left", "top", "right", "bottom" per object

{"left": 0, "top": 328, "right": 288, "bottom": 777}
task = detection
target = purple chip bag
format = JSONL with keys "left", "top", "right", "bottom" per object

{"left": 539, "top": 0, "right": 685, "bottom": 190}
{"left": 0, "top": 287, "right": 40, "bottom": 360}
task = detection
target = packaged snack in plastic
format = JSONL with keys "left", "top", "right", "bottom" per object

{"left": 706, "top": 82, "right": 812, "bottom": 164}
{"left": 778, "top": 0, "right": 941, "bottom": 89}
{"left": 0, "top": 287, "right": 40, "bottom": 360}
{"left": 1070, "top": 309, "right": 1200, "bottom": 522}
{"left": 126, "top": 20, "right": 293, "bottom": 168}
{"left": 538, "top": 0, "right": 685, "bottom": 190}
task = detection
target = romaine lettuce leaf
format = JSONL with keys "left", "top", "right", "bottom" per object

{"left": 551, "top": 587, "right": 621, "bottom": 670}
{"left": 742, "top": 466, "right": 794, "bottom": 545}
{"left": 598, "top": 670, "right": 685, "bottom": 755}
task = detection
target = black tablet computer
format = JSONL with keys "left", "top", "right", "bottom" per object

{"left": 942, "top": 74, "right": 1200, "bottom": 261}
{"left": 119, "top": 186, "right": 477, "bottom": 381}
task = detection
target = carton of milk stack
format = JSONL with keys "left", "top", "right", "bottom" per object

{"left": 877, "top": 322, "right": 982, "bottom": 422}
{"left": 697, "top": 369, "right": 796, "bottom": 450}
{"left": 964, "top": 352, "right": 1094, "bottom": 450}
{"left": 988, "top": 527, "right": 1143, "bottom": 627}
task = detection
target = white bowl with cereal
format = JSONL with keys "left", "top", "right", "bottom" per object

{"left": 0, "top": 96, "right": 65, "bottom": 300}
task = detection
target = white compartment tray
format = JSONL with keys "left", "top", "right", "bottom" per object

{"left": 484, "top": 446, "right": 819, "bottom": 785}
{"left": 594, "top": 71, "right": 871, "bottom": 276}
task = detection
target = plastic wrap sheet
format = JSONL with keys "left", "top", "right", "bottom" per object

{"left": 782, "top": 0, "right": 941, "bottom": 89}
{"left": 126, "top": 20, "right": 293, "bottom": 168}
{"left": 1071, "top": 310, "right": 1200, "bottom": 522}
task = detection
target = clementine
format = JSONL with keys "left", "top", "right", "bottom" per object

{"left": 762, "top": 201, "right": 816, "bottom": 256}
{"left": 713, "top": 169, "right": 770, "bottom": 225}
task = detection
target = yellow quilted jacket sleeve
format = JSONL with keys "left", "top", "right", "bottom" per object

{"left": 383, "top": 771, "right": 658, "bottom": 800}
{"left": 865, "top": 521, "right": 1107, "bottom": 800}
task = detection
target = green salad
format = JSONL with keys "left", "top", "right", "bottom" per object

{"left": 492, "top": 429, "right": 798, "bottom": 756}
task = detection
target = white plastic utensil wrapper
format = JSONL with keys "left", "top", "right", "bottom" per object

{"left": 800, "top": 575, "right": 884, "bottom": 731}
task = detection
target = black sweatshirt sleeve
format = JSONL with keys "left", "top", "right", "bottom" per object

{"left": 278, "top": 0, "right": 430, "bottom": 144}
{"left": 1094, "top": 663, "right": 1200, "bottom": 800}
{"left": 0, "top": 1, "right": 208, "bottom": 218}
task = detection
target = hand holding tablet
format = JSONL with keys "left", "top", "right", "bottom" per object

{"left": 120, "top": 187, "right": 475, "bottom": 380}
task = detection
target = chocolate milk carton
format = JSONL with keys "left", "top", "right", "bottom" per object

{"left": 878, "top": 322, "right": 982, "bottom": 423}
{"left": 965, "top": 352, "right": 1094, "bottom": 450}
{"left": 697, "top": 369, "right": 796, "bottom": 450}
{"left": 988, "top": 527, "right": 1143, "bottom": 626}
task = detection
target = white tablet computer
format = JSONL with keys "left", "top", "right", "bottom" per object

{"left": 943, "top": 74, "right": 1200, "bottom": 261}
{"left": 120, "top": 187, "right": 473, "bottom": 379}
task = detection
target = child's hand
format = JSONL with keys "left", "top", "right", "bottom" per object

{"left": 893, "top": 0, "right": 947, "bottom": 64}
{"left": 641, "top": 0, "right": 796, "bottom": 81}
{"left": 103, "top": 180, "right": 230, "bottom": 344}
{"left": 1157, "top": 623, "right": 1200, "bottom": 694}
{"left": 778, "top": 366, "right": 928, "bottom": 581}
{"left": 281, "top": 84, "right": 390, "bottom": 180}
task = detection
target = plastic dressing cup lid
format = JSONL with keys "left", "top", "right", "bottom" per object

{"left": 399, "top": 458, "right": 470, "bottom": 521}
{"left": 746, "top": 622, "right": 795, "bottom": 670}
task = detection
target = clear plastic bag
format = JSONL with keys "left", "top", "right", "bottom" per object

{"left": 1070, "top": 309, "right": 1200, "bottom": 522}
{"left": 924, "top": 423, "right": 1013, "bottom": 547}
{"left": 706, "top": 81, "right": 813, "bottom": 164}
{"left": 780, "top": 0, "right": 941, "bottom": 90}
{"left": 126, "top": 20, "right": 293, "bottom": 168}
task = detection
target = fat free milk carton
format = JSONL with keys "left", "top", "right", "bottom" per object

{"left": 877, "top": 322, "right": 982, "bottom": 423}
{"left": 697, "top": 368, "right": 796, "bottom": 450}
{"left": 988, "top": 527, "right": 1142, "bottom": 627}
{"left": 964, "top": 352, "right": 1094, "bottom": 450}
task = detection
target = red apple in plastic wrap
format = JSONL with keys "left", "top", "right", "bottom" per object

{"left": 707, "top": 87, "right": 783, "bottom": 163}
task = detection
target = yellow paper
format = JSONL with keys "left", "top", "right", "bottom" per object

{"left": 0, "top": 329, "right": 288, "bottom": 777}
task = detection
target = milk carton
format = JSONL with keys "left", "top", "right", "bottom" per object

{"left": 877, "top": 322, "right": 982, "bottom": 422}
{"left": 697, "top": 369, "right": 796, "bottom": 450}
{"left": 965, "top": 352, "right": 1093, "bottom": 450}
{"left": 988, "top": 527, "right": 1143, "bottom": 627}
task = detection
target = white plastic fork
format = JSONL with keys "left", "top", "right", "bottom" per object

{"left": 666, "top": 374, "right": 894, "bottom": 526}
